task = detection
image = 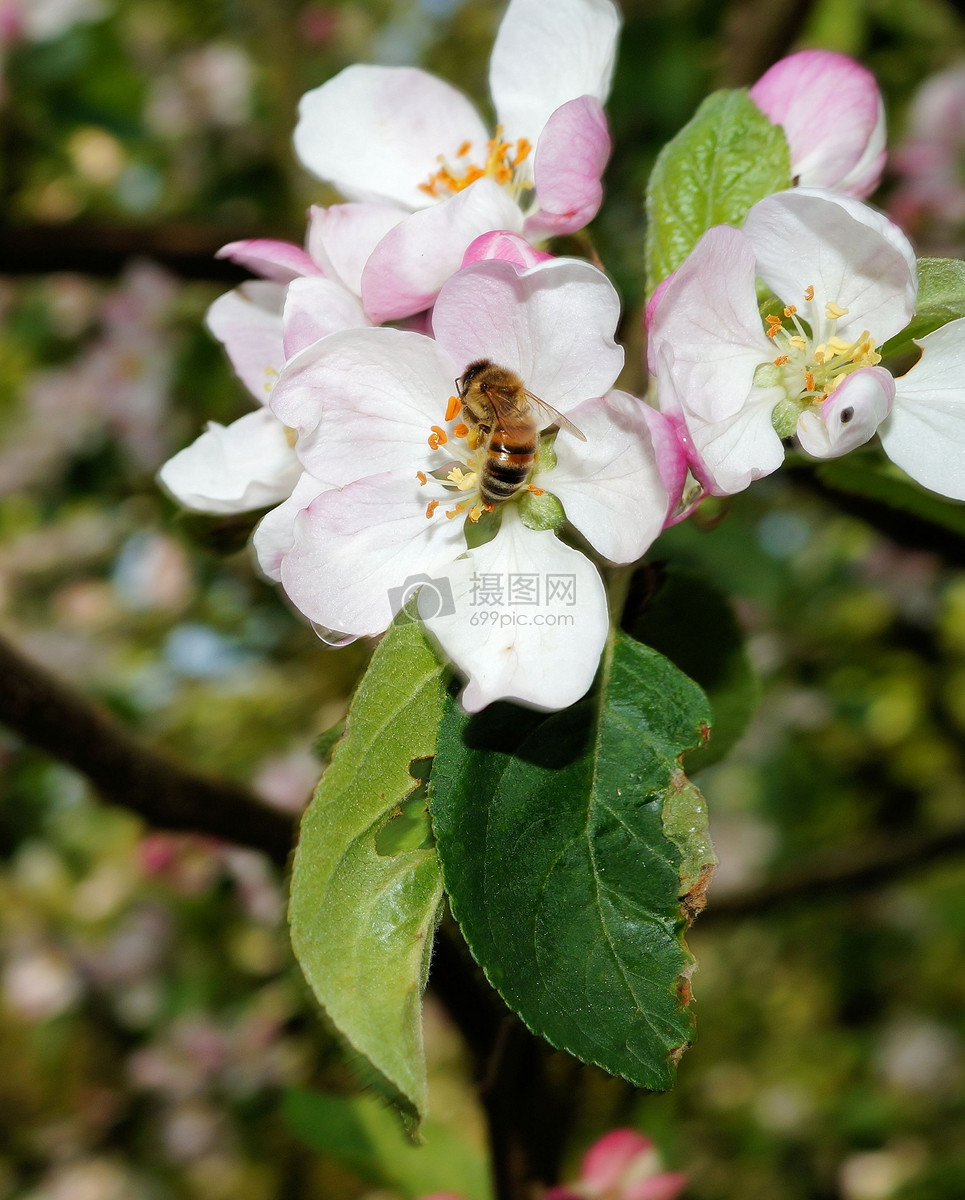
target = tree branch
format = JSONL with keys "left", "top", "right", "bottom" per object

{"left": 0, "top": 629, "right": 295, "bottom": 864}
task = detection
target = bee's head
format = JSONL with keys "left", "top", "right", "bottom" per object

{"left": 457, "top": 358, "right": 493, "bottom": 397}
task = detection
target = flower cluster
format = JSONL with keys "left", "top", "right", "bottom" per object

{"left": 160, "top": 0, "right": 965, "bottom": 713}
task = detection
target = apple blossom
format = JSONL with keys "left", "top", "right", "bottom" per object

{"left": 266, "top": 256, "right": 680, "bottom": 712}
{"left": 648, "top": 187, "right": 965, "bottom": 499}
{"left": 157, "top": 205, "right": 391, "bottom": 516}
{"left": 545, "top": 1129, "right": 687, "bottom": 1200}
{"left": 750, "top": 50, "right": 886, "bottom": 199}
{"left": 292, "top": 0, "right": 619, "bottom": 323}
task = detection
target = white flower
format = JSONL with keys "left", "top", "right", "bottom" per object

{"left": 648, "top": 188, "right": 965, "bottom": 500}
{"left": 292, "top": 0, "right": 620, "bottom": 322}
{"left": 266, "top": 258, "right": 676, "bottom": 711}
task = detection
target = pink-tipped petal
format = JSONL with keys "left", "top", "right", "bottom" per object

{"left": 205, "top": 282, "right": 286, "bottom": 403}
{"left": 307, "top": 202, "right": 407, "bottom": 297}
{"left": 462, "top": 230, "right": 553, "bottom": 269}
{"left": 490, "top": 0, "right": 620, "bottom": 146}
{"left": 644, "top": 272, "right": 675, "bottom": 347}
{"left": 294, "top": 65, "right": 489, "bottom": 210}
{"left": 525, "top": 96, "right": 611, "bottom": 239}
{"left": 881, "top": 317, "right": 965, "bottom": 500}
{"left": 547, "top": 391, "right": 670, "bottom": 563}
{"left": 216, "top": 239, "right": 321, "bottom": 283}
{"left": 431, "top": 257, "right": 623, "bottom": 415}
{"left": 795, "top": 366, "right": 894, "bottom": 459}
{"left": 638, "top": 405, "right": 690, "bottom": 520}
{"left": 581, "top": 1130, "right": 658, "bottom": 1192}
{"left": 750, "top": 50, "right": 886, "bottom": 198}
{"left": 281, "top": 276, "right": 369, "bottom": 358}
{"left": 360, "top": 180, "right": 525, "bottom": 324}
{"left": 421, "top": 510, "right": 608, "bottom": 713}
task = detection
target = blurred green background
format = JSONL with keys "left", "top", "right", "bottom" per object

{"left": 3, "top": 0, "right": 965, "bottom": 1197}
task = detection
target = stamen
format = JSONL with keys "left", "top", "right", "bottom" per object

{"left": 827, "top": 336, "right": 851, "bottom": 355}
{"left": 453, "top": 422, "right": 469, "bottom": 438}
{"left": 773, "top": 355, "right": 789, "bottom": 366}
{"left": 468, "top": 502, "right": 485, "bottom": 523}
{"left": 804, "top": 371, "right": 816, "bottom": 392}
{"left": 446, "top": 500, "right": 470, "bottom": 520}
{"left": 425, "top": 500, "right": 439, "bottom": 518}
{"left": 804, "top": 285, "right": 815, "bottom": 301}
{"left": 825, "top": 301, "right": 849, "bottom": 319}
{"left": 445, "top": 395, "right": 461, "bottom": 421}
{"left": 457, "top": 140, "right": 472, "bottom": 158}
{"left": 528, "top": 485, "right": 545, "bottom": 496}
{"left": 512, "top": 138, "right": 531, "bottom": 166}
{"left": 416, "top": 471, "right": 428, "bottom": 486}
{"left": 789, "top": 336, "right": 807, "bottom": 351}
{"left": 783, "top": 305, "right": 797, "bottom": 318}
{"left": 427, "top": 425, "right": 448, "bottom": 450}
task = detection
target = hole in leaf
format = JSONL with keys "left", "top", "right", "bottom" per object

{"left": 374, "top": 757, "right": 434, "bottom": 856}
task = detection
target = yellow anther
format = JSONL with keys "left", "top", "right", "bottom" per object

{"left": 419, "top": 124, "right": 532, "bottom": 197}
{"left": 416, "top": 471, "right": 428, "bottom": 486}
{"left": 804, "top": 285, "right": 815, "bottom": 301}
{"left": 825, "top": 301, "right": 849, "bottom": 319}
{"left": 468, "top": 502, "right": 485, "bottom": 523}
{"left": 804, "top": 371, "right": 816, "bottom": 392}
{"left": 428, "top": 425, "right": 448, "bottom": 450}
{"left": 789, "top": 336, "right": 807, "bottom": 351}
{"left": 828, "top": 336, "right": 852, "bottom": 355}
{"left": 445, "top": 395, "right": 461, "bottom": 421}
{"left": 527, "top": 485, "right": 545, "bottom": 496}
{"left": 773, "top": 355, "right": 789, "bottom": 366}
{"left": 783, "top": 305, "right": 797, "bottom": 318}
{"left": 425, "top": 499, "right": 439, "bottom": 518}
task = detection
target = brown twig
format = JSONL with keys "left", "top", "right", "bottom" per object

{"left": 0, "top": 629, "right": 295, "bottom": 864}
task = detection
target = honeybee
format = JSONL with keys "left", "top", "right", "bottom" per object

{"left": 456, "top": 359, "right": 586, "bottom": 506}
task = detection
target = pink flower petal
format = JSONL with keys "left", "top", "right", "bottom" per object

{"left": 307, "top": 202, "right": 407, "bottom": 297}
{"left": 624, "top": 1172, "right": 689, "bottom": 1200}
{"left": 360, "top": 180, "right": 525, "bottom": 324}
{"left": 216, "top": 239, "right": 321, "bottom": 283}
{"left": 796, "top": 366, "right": 894, "bottom": 459}
{"left": 581, "top": 1130, "right": 657, "bottom": 1192}
{"left": 462, "top": 230, "right": 553, "bottom": 269}
{"left": 431, "top": 257, "right": 623, "bottom": 416}
{"left": 750, "top": 50, "right": 886, "bottom": 199}
{"left": 253, "top": 470, "right": 334, "bottom": 581}
{"left": 525, "top": 96, "right": 611, "bottom": 239}
{"left": 282, "top": 276, "right": 369, "bottom": 358}
{"left": 205, "top": 281, "right": 286, "bottom": 403}
{"left": 294, "top": 65, "right": 489, "bottom": 210}
{"left": 489, "top": 0, "right": 620, "bottom": 147}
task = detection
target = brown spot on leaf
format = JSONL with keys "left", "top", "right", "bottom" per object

{"left": 681, "top": 861, "right": 716, "bottom": 922}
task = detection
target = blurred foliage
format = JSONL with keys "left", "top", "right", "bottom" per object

{"left": 3, "top": 0, "right": 965, "bottom": 1198}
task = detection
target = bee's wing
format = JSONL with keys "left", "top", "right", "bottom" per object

{"left": 524, "top": 390, "right": 587, "bottom": 441}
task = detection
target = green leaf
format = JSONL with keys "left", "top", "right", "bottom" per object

{"left": 645, "top": 88, "right": 791, "bottom": 294}
{"left": 623, "top": 565, "right": 761, "bottom": 773}
{"left": 882, "top": 258, "right": 965, "bottom": 363}
{"left": 283, "top": 1088, "right": 491, "bottom": 1200}
{"left": 289, "top": 614, "right": 447, "bottom": 1129}
{"left": 430, "top": 633, "right": 716, "bottom": 1091}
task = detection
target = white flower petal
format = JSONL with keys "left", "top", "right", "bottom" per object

{"left": 205, "top": 282, "right": 285, "bottom": 403}
{"left": 282, "top": 276, "right": 370, "bottom": 358}
{"left": 158, "top": 409, "right": 300, "bottom": 514}
{"left": 269, "top": 327, "right": 457, "bottom": 483}
{"left": 796, "top": 366, "right": 895, "bottom": 459}
{"left": 431, "top": 257, "right": 623, "bottom": 414}
{"left": 545, "top": 391, "right": 669, "bottom": 562}
{"left": 294, "top": 65, "right": 488, "bottom": 210}
{"left": 880, "top": 318, "right": 965, "bottom": 499}
{"left": 743, "top": 188, "right": 917, "bottom": 344}
{"left": 280, "top": 469, "right": 466, "bottom": 636}
{"left": 306, "top": 202, "right": 406, "bottom": 297}
{"left": 422, "top": 509, "right": 608, "bottom": 712}
{"left": 648, "top": 224, "right": 773, "bottom": 423}
{"left": 360, "top": 180, "right": 525, "bottom": 323}
{"left": 252, "top": 470, "right": 333, "bottom": 581}
{"left": 489, "top": 0, "right": 620, "bottom": 146}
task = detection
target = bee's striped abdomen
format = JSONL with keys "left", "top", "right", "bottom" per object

{"left": 479, "top": 430, "right": 537, "bottom": 504}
